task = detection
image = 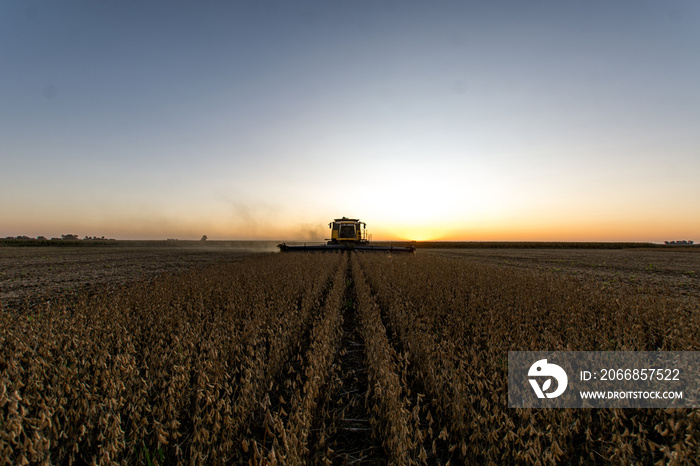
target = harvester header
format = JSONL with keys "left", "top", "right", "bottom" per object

{"left": 278, "top": 217, "right": 415, "bottom": 252}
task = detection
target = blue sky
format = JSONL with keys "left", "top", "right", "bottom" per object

{"left": 2, "top": 1, "right": 699, "bottom": 241}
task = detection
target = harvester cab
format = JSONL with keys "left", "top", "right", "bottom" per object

{"left": 329, "top": 217, "right": 367, "bottom": 245}
{"left": 278, "top": 217, "right": 415, "bottom": 252}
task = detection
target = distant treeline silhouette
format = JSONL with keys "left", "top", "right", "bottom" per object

{"left": 2, "top": 238, "right": 696, "bottom": 249}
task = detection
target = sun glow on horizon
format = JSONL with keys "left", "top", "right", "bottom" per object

{"left": 393, "top": 228, "right": 443, "bottom": 242}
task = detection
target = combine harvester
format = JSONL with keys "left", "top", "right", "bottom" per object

{"left": 278, "top": 217, "right": 415, "bottom": 253}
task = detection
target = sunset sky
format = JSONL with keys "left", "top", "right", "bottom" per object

{"left": 2, "top": 1, "right": 699, "bottom": 242}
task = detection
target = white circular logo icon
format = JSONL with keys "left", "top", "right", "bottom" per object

{"left": 528, "top": 359, "right": 568, "bottom": 398}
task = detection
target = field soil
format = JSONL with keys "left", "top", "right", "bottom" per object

{"left": 422, "top": 247, "right": 700, "bottom": 299}
{"left": 0, "top": 246, "right": 261, "bottom": 311}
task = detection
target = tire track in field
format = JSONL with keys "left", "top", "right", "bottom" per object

{"left": 312, "top": 253, "right": 383, "bottom": 464}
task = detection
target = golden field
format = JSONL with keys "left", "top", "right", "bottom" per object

{"left": 1, "top": 245, "right": 699, "bottom": 464}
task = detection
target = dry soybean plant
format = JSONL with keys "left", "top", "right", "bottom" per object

{"left": 243, "top": 253, "right": 348, "bottom": 464}
{"left": 357, "top": 253, "right": 700, "bottom": 464}
{"left": 351, "top": 254, "right": 422, "bottom": 465}
{"left": 2, "top": 250, "right": 699, "bottom": 464}
{"left": 1, "top": 252, "right": 343, "bottom": 465}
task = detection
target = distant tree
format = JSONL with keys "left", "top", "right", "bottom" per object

{"left": 201, "top": 235, "right": 208, "bottom": 242}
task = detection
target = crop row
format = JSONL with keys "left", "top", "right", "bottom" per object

{"left": 1, "top": 252, "right": 343, "bottom": 465}
{"left": 243, "top": 252, "right": 348, "bottom": 464}
{"left": 3, "top": 250, "right": 698, "bottom": 464}
{"left": 356, "top": 253, "right": 700, "bottom": 464}
{"left": 351, "top": 254, "right": 422, "bottom": 464}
